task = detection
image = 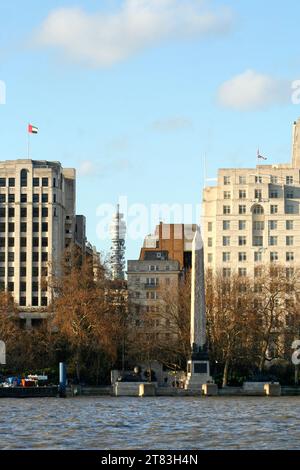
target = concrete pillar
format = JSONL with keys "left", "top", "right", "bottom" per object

{"left": 202, "top": 383, "right": 218, "bottom": 396}
{"left": 264, "top": 383, "right": 281, "bottom": 396}
{"left": 139, "top": 383, "right": 156, "bottom": 397}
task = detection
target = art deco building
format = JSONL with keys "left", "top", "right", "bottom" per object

{"left": 202, "top": 119, "right": 300, "bottom": 277}
{"left": 0, "top": 159, "right": 87, "bottom": 327}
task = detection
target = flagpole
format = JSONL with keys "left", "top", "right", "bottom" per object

{"left": 27, "top": 124, "right": 30, "bottom": 159}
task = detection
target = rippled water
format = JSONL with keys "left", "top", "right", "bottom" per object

{"left": 0, "top": 397, "right": 299, "bottom": 449}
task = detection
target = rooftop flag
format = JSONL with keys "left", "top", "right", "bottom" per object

{"left": 257, "top": 149, "right": 267, "bottom": 160}
{"left": 28, "top": 124, "right": 38, "bottom": 134}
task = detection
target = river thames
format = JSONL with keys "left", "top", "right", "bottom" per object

{"left": 0, "top": 396, "right": 299, "bottom": 449}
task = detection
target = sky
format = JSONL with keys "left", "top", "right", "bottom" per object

{"left": 1, "top": 0, "right": 300, "bottom": 261}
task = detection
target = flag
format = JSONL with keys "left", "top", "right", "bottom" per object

{"left": 257, "top": 149, "right": 267, "bottom": 160}
{"left": 28, "top": 124, "right": 38, "bottom": 134}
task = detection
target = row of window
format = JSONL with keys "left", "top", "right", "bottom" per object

{"left": 0, "top": 222, "right": 48, "bottom": 233}
{"left": 0, "top": 237, "right": 48, "bottom": 247}
{"left": 223, "top": 189, "right": 295, "bottom": 200}
{"left": 0, "top": 266, "right": 48, "bottom": 277}
{"left": 223, "top": 175, "right": 295, "bottom": 185}
{"left": 0, "top": 252, "right": 48, "bottom": 262}
{"left": 0, "top": 176, "right": 52, "bottom": 188}
{"left": 208, "top": 251, "right": 295, "bottom": 263}
{"left": 19, "top": 297, "right": 48, "bottom": 307}
{"left": 0, "top": 207, "right": 49, "bottom": 218}
{"left": 222, "top": 266, "right": 295, "bottom": 278}
{"left": 219, "top": 220, "right": 295, "bottom": 231}
{"left": 0, "top": 193, "right": 55, "bottom": 203}
{"left": 209, "top": 235, "right": 296, "bottom": 247}
{"left": 223, "top": 204, "right": 297, "bottom": 215}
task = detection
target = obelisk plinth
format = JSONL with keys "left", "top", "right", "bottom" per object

{"left": 185, "top": 226, "right": 212, "bottom": 390}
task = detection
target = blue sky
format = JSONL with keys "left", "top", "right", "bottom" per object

{"left": 1, "top": 0, "right": 300, "bottom": 260}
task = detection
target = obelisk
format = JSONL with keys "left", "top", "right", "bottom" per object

{"left": 185, "top": 226, "right": 212, "bottom": 390}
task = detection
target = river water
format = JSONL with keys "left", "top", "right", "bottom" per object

{"left": 0, "top": 396, "right": 299, "bottom": 449}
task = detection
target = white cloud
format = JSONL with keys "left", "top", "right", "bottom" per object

{"left": 217, "top": 70, "right": 290, "bottom": 111}
{"left": 151, "top": 116, "right": 193, "bottom": 132}
{"left": 78, "top": 159, "right": 131, "bottom": 177}
{"left": 33, "top": 0, "right": 234, "bottom": 67}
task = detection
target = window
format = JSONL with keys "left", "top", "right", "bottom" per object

{"left": 270, "top": 252, "right": 278, "bottom": 262}
{"left": 0, "top": 178, "right": 6, "bottom": 187}
{"left": 286, "top": 190, "right": 294, "bottom": 199}
{"left": 271, "top": 176, "right": 278, "bottom": 184}
{"left": 255, "top": 267, "right": 262, "bottom": 278}
{"left": 208, "top": 222, "right": 213, "bottom": 232}
{"left": 53, "top": 177, "right": 57, "bottom": 187}
{"left": 32, "top": 267, "right": 39, "bottom": 277}
{"left": 239, "top": 220, "right": 246, "bottom": 230}
{"left": 238, "top": 268, "right": 247, "bottom": 277}
{"left": 20, "top": 252, "right": 26, "bottom": 262}
{"left": 42, "top": 177, "right": 49, "bottom": 187}
{"left": 20, "top": 207, "right": 27, "bottom": 218}
{"left": 0, "top": 253, "right": 4, "bottom": 262}
{"left": 8, "top": 238, "right": 14, "bottom": 247}
{"left": 286, "top": 268, "right": 294, "bottom": 279}
{"left": 42, "top": 237, "right": 48, "bottom": 247}
{"left": 286, "top": 236, "right": 294, "bottom": 246}
{"left": 33, "top": 238, "right": 39, "bottom": 247}
{"left": 208, "top": 238, "right": 213, "bottom": 247}
{"left": 32, "top": 297, "right": 39, "bottom": 306}
{"left": 239, "top": 205, "right": 246, "bottom": 214}
{"left": 8, "top": 267, "right": 14, "bottom": 277}
{"left": 8, "top": 223, "right": 14, "bottom": 232}
{"left": 0, "top": 266, "right": 5, "bottom": 276}
{"left": 269, "top": 220, "right": 277, "bottom": 230}
{"left": 255, "top": 189, "right": 262, "bottom": 199}
{"left": 8, "top": 194, "right": 15, "bottom": 203}
{"left": 239, "top": 190, "right": 246, "bottom": 199}
{"left": 41, "top": 297, "right": 48, "bottom": 307}
{"left": 0, "top": 223, "right": 5, "bottom": 232}
{"left": 21, "top": 194, "right": 27, "bottom": 203}
{"left": 20, "top": 222, "right": 26, "bottom": 233}
{"left": 239, "top": 176, "right": 246, "bottom": 184}
{"left": 33, "top": 194, "right": 39, "bottom": 203}
{"left": 42, "top": 208, "right": 48, "bottom": 217}
{"left": 207, "top": 254, "right": 213, "bottom": 263}
{"left": 33, "top": 222, "right": 39, "bottom": 232}
{"left": 270, "top": 190, "right": 278, "bottom": 198}
{"left": 286, "top": 176, "right": 294, "bottom": 185}
{"left": 223, "top": 268, "right": 231, "bottom": 278}
{"left": 223, "top": 220, "right": 230, "bottom": 230}
{"left": 286, "top": 205, "right": 296, "bottom": 214}
{"left": 20, "top": 169, "right": 28, "bottom": 187}
{"left": 42, "top": 222, "right": 48, "bottom": 232}
{"left": 224, "top": 191, "right": 231, "bottom": 199}
{"left": 253, "top": 205, "right": 264, "bottom": 215}
{"left": 20, "top": 282, "right": 26, "bottom": 292}
{"left": 20, "top": 238, "right": 26, "bottom": 247}
{"left": 255, "top": 176, "right": 262, "bottom": 183}
{"left": 0, "top": 195, "right": 5, "bottom": 203}
{"left": 224, "top": 176, "right": 230, "bottom": 185}
{"left": 33, "top": 207, "right": 39, "bottom": 218}
{"left": 253, "top": 221, "right": 264, "bottom": 230}
{"left": 223, "top": 252, "right": 230, "bottom": 262}
{"left": 42, "top": 252, "right": 48, "bottom": 262}
{"left": 8, "top": 282, "right": 14, "bottom": 292}
{"left": 223, "top": 236, "right": 230, "bottom": 246}
{"left": 270, "top": 205, "right": 278, "bottom": 214}
{"left": 286, "top": 252, "right": 294, "bottom": 262}
{"left": 8, "top": 207, "right": 14, "bottom": 217}
{"left": 0, "top": 238, "right": 5, "bottom": 247}
{"left": 33, "top": 177, "right": 39, "bottom": 187}
{"left": 53, "top": 194, "right": 57, "bottom": 203}
{"left": 254, "top": 251, "right": 262, "bottom": 262}
{"left": 238, "top": 252, "right": 247, "bottom": 262}
{"left": 42, "top": 266, "right": 48, "bottom": 277}
{"left": 19, "top": 297, "right": 26, "bottom": 307}
{"left": 20, "top": 267, "right": 26, "bottom": 277}
{"left": 8, "top": 252, "right": 14, "bottom": 262}
{"left": 0, "top": 208, "right": 5, "bottom": 218}
{"left": 8, "top": 178, "right": 15, "bottom": 187}
{"left": 253, "top": 236, "right": 263, "bottom": 247}
{"left": 223, "top": 206, "right": 231, "bottom": 215}
{"left": 286, "top": 220, "right": 293, "bottom": 230}
{"left": 269, "top": 236, "right": 278, "bottom": 246}
{"left": 32, "top": 282, "right": 38, "bottom": 291}
{"left": 42, "top": 193, "right": 48, "bottom": 203}
{"left": 32, "top": 252, "right": 39, "bottom": 262}
{"left": 239, "top": 236, "right": 246, "bottom": 246}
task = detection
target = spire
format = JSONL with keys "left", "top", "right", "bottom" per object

{"left": 109, "top": 204, "right": 126, "bottom": 280}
